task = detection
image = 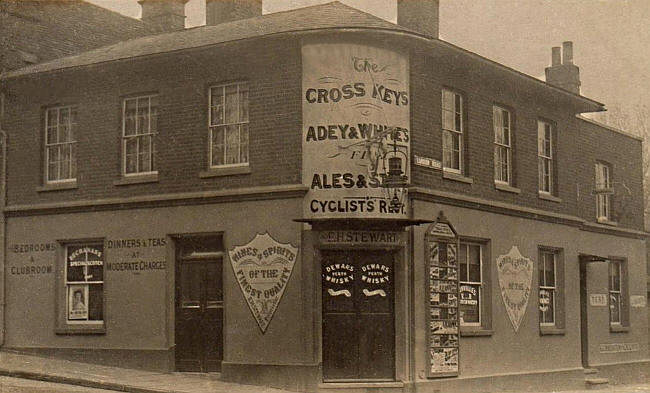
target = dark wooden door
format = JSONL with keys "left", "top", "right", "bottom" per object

{"left": 175, "top": 258, "right": 223, "bottom": 372}
{"left": 322, "top": 250, "right": 395, "bottom": 381}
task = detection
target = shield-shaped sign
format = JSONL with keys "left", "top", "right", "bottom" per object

{"left": 229, "top": 233, "right": 298, "bottom": 333}
{"left": 496, "top": 246, "right": 533, "bottom": 332}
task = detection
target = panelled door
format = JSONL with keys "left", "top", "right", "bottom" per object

{"left": 322, "top": 250, "right": 395, "bottom": 381}
{"left": 175, "top": 257, "right": 223, "bottom": 372}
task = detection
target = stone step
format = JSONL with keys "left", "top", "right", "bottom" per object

{"left": 585, "top": 378, "right": 609, "bottom": 390}
{"left": 584, "top": 368, "right": 599, "bottom": 375}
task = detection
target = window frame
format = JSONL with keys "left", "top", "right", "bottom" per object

{"left": 537, "top": 120, "right": 554, "bottom": 194}
{"left": 608, "top": 259, "right": 625, "bottom": 328}
{"left": 493, "top": 106, "right": 512, "bottom": 185}
{"left": 44, "top": 105, "right": 77, "bottom": 184}
{"left": 122, "top": 94, "right": 158, "bottom": 176}
{"left": 441, "top": 89, "right": 464, "bottom": 174}
{"left": 538, "top": 247, "right": 565, "bottom": 334}
{"left": 539, "top": 250, "right": 557, "bottom": 327}
{"left": 208, "top": 82, "right": 250, "bottom": 169}
{"left": 595, "top": 162, "right": 613, "bottom": 222}
{"left": 55, "top": 239, "right": 106, "bottom": 335}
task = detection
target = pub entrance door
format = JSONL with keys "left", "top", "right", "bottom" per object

{"left": 321, "top": 250, "right": 395, "bottom": 381}
{"left": 175, "top": 238, "right": 223, "bottom": 372}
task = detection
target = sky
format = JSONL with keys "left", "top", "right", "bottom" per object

{"left": 87, "top": 0, "right": 650, "bottom": 119}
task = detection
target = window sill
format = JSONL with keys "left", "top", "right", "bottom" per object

{"left": 36, "top": 181, "right": 78, "bottom": 192}
{"left": 540, "top": 326, "right": 566, "bottom": 336}
{"left": 442, "top": 171, "right": 473, "bottom": 184}
{"left": 495, "top": 182, "right": 521, "bottom": 194}
{"left": 610, "top": 324, "right": 629, "bottom": 333}
{"left": 199, "top": 165, "right": 251, "bottom": 178}
{"left": 538, "top": 192, "right": 562, "bottom": 203}
{"left": 460, "top": 328, "right": 493, "bottom": 337}
{"left": 597, "top": 218, "right": 618, "bottom": 226}
{"left": 55, "top": 325, "right": 106, "bottom": 335}
{"left": 113, "top": 173, "right": 159, "bottom": 186}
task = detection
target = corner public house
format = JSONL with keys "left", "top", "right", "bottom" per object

{"left": 0, "top": 1, "right": 648, "bottom": 392}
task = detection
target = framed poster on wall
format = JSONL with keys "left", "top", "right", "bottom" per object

{"left": 425, "top": 212, "right": 460, "bottom": 377}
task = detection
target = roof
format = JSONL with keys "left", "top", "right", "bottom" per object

{"left": 0, "top": 1, "right": 604, "bottom": 110}
{"left": 576, "top": 115, "right": 644, "bottom": 142}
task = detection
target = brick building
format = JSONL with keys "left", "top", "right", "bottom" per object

{"left": 0, "top": 1, "right": 647, "bottom": 392}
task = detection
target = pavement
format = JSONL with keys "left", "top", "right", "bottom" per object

{"left": 0, "top": 351, "right": 291, "bottom": 393}
{"left": 0, "top": 350, "right": 648, "bottom": 393}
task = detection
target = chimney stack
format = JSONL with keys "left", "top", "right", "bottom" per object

{"left": 139, "top": 0, "right": 188, "bottom": 33}
{"left": 397, "top": 0, "right": 439, "bottom": 38}
{"left": 545, "top": 41, "right": 581, "bottom": 94}
{"left": 206, "top": 0, "right": 262, "bottom": 26}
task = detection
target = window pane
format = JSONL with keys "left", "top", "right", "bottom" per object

{"left": 225, "top": 125, "right": 239, "bottom": 164}
{"left": 124, "top": 99, "right": 137, "bottom": 136}
{"left": 211, "top": 88, "right": 224, "bottom": 126}
{"left": 545, "top": 257, "right": 555, "bottom": 286}
{"left": 88, "top": 284, "right": 103, "bottom": 321}
{"left": 181, "top": 263, "right": 202, "bottom": 308}
{"left": 459, "top": 283, "right": 480, "bottom": 324}
{"left": 240, "top": 124, "right": 249, "bottom": 163}
{"left": 224, "top": 85, "right": 238, "bottom": 124}
{"left": 609, "top": 293, "right": 620, "bottom": 323}
{"left": 442, "top": 90, "right": 454, "bottom": 111}
{"left": 539, "top": 288, "right": 554, "bottom": 324}
{"left": 150, "top": 97, "right": 158, "bottom": 133}
{"left": 211, "top": 127, "right": 225, "bottom": 166}
{"left": 442, "top": 110, "right": 454, "bottom": 130}
{"left": 468, "top": 245, "right": 481, "bottom": 282}
{"left": 459, "top": 244, "right": 467, "bottom": 281}
{"left": 206, "top": 262, "right": 223, "bottom": 304}
{"left": 125, "top": 138, "right": 138, "bottom": 174}
{"left": 239, "top": 84, "right": 249, "bottom": 122}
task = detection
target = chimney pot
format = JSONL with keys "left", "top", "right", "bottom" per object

{"left": 139, "top": 0, "right": 188, "bottom": 33}
{"left": 551, "top": 47, "right": 561, "bottom": 66}
{"left": 562, "top": 41, "right": 573, "bottom": 64}
{"left": 397, "top": 0, "right": 440, "bottom": 38}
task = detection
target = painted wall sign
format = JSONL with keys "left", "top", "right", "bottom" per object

{"left": 599, "top": 343, "right": 640, "bottom": 353}
{"left": 10, "top": 265, "right": 53, "bottom": 275}
{"left": 105, "top": 237, "right": 167, "bottom": 275}
{"left": 229, "top": 233, "right": 298, "bottom": 333}
{"left": 414, "top": 155, "right": 442, "bottom": 170}
{"left": 302, "top": 41, "right": 410, "bottom": 219}
{"left": 319, "top": 230, "right": 402, "bottom": 246}
{"left": 630, "top": 295, "right": 647, "bottom": 308}
{"left": 496, "top": 246, "right": 533, "bottom": 332}
{"left": 10, "top": 243, "right": 57, "bottom": 253}
{"left": 590, "top": 293, "right": 608, "bottom": 307}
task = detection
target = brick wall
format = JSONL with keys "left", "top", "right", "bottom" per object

{"left": 3, "top": 37, "right": 302, "bottom": 206}
{"left": 1, "top": 0, "right": 153, "bottom": 71}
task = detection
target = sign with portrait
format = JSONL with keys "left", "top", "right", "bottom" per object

{"left": 229, "top": 233, "right": 298, "bottom": 333}
{"left": 302, "top": 40, "right": 410, "bottom": 219}
{"left": 496, "top": 246, "right": 533, "bottom": 332}
{"left": 67, "top": 284, "right": 88, "bottom": 320}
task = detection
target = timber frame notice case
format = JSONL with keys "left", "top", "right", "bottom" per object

{"left": 425, "top": 212, "right": 460, "bottom": 378}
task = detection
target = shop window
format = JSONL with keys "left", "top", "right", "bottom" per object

{"left": 458, "top": 240, "right": 491, "bottom": 335}
{"left": 538, "top": 248, "right": 565, "bottom": 334}
{"left": 608, "top": 259, "right": 629, "bottom": 330}
{"left": 537, "top": 120, "right": 554, "bottom": 194}
{"left": 209, "top": 82, "right": 249, "bottom": 168}
{"left": 442, "top": 89, "right": 463, "bottom": 174}
{"left": 45, "top": 105, "right": 77, "bottom": 182}
{"left": 493, "top": 106, "right": 512, "bottom": 184}
{"left": 56, "top": 241, "right": 105, "bottom": 334}
{"left": 595, "top": 162, "right": 613, "bottom": 222}
{"left": 122, "top": 95, "right": 158, "bottom": 175}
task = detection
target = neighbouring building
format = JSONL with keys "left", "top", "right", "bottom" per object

{"left": 0, "top": 1, "right": 647, "bottom": 392}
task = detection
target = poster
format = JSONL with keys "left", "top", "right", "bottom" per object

{"left": 229, "top": 233, "right": 298, "bottom": 333}
{"left": 68, "top": 284, "right": 88, "bottom": 320}
{"left": 302, "top": 41, "right": 410, "bottom": 219}
{"left": 496, "top": 246, "right": 533, "bottom": 332}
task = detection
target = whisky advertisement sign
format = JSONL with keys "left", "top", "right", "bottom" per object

{"left": 229, "top": 233, "right": 298, "bottom": 333}
{"left": 497, "top": 246, "right": 533, "bottom": 332}
{"left": 302, "top": 40, "right": 410, "bottom": 219}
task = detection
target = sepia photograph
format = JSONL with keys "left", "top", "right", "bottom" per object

{"left": 0, "top": 0, "right": 648, "bottom": 392}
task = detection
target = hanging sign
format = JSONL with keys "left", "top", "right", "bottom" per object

{"left": 496, "top": 246, "right": 533, "bottom": 332}
{"left": 229, "top": 233, "right": 298, "bottom": 333}
{"left": 302, "top": 40, "right": 410, "bottom": 219}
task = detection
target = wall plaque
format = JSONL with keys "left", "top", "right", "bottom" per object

{"left": 319, "top": 230, "right": 403, "bottom": 246}
{"left": 590, "top": 294, "right": 608, "bottom": 307}
{"left": 599, "top": 343, "right": 640, "bottom": 353}
{"left": 229, "top": 233, "right": 298, "bottom": 333}
{"left": 630, "top": 295, "right": 647, "bottom": 308}
{"left": 496, "top": 246, "right": 533, "bottom": 332}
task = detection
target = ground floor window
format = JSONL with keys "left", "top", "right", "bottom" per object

{"left": 65, "top": 243, "right": 104, "bottom": 324}
{"left": 608, "top": 259, "right": 627, "bottom": 327}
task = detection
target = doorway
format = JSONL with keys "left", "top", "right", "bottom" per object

{"left": 175, "top": 236, "right": 223, "bottom": 372}
{"left": 321, "top": 249, "right": 395, "bottom": 381}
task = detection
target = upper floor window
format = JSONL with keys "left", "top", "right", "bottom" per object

{"left": 209, "top": 82, "right": 249, "bottom": 167}
{"left": 493, "top": 106, "right": 511, "bottom": 184}
{"left": 123, "top": 95, "right": 158, "bottom": 175}
{"left": 595, "top": 162, "right": 612, "bottom": 221}
{"left": 45, "top": 106, "right": 77, "bottom": 182}
{"left": 442, "top": 89, "right": 463, "bottom": 173}
{"left": 537, "top": 121, "right": 553, "bottom": 194}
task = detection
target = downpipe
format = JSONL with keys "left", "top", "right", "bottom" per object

{"left": 0, "top": 91, "right": 7, "bottom": 347}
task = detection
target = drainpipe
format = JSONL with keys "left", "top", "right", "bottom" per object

{"left": 0, "top": 91, "right": 7, "bottom": 347}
